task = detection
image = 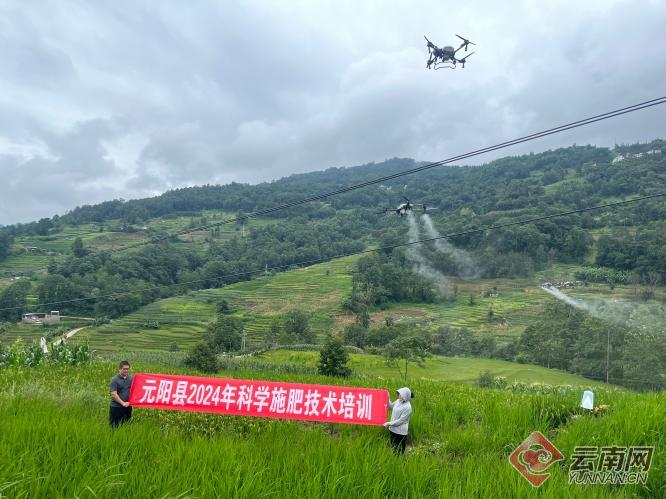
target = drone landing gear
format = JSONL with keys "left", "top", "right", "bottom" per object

{"left": 434, "top": 63, "right": 456, "bottom": 70}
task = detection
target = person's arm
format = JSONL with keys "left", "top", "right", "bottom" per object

{"left": 384, "top": 397, "right": 395, "bottom": 426}
{"left": 111, "top": 390, "right": 129, "bottom": 408}
{"left": 386, "top": 405, "right": 412, "bottom": 427}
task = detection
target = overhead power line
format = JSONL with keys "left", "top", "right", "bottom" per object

{"left": 107, "top": 95, "right": 666, "bottom": 253}
{"left": 2, "top": 192, "right": 663, "bottom": 312}
{"left": 11, "top": 96, "right": 664, "bottom": 257}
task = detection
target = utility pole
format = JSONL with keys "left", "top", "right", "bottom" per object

{"left": 241, "top": 327, "right": 246, "bottom": 352}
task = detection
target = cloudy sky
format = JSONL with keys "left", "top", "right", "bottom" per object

{"left": 1, "top": 0, "right": 665, "bottom": 225}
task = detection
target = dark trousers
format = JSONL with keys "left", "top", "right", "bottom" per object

{"left": 389, "top": 430, "right": 407, "bottom": 455}
{"left": 109, "top": 405, "right": 132, "bottom": 428}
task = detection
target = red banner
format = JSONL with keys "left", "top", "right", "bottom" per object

{"left": 129, "top": 373, "right": 389, "bottom": 426}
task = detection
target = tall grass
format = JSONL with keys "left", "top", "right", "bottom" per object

{"left": 0, "top": 361, "right": 663, "bottom": 497}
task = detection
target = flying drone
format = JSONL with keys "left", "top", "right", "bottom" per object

{"left": 379, "top": 197, "right": 436, "bottom": 217}
{"left": 424, "top": 34, "right": 475, "bottom": 70}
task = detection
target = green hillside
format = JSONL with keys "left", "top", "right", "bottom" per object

{"left": 64, "top": 254, "right": 559, "bottom": 352}
{"left": 0, "top": 211, "right": 271, "bottom": 281}
{"left": 70, "top": 255, "right": 359, "bottom": 352}
{"left": 1, "top": 145, "right": 664, "bottom": 392}
{"left": 65, "top": 254, "right": 664, "bottom": 352}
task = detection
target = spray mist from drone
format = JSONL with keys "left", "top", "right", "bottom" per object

{"left": 540, "top": 285, "right": 666, "bottom": 330}
{"left": 406, "top": 212, "right": 452, "bottom": 298}
{"left": 405, "top": 213, "right": 482, "bottom": 297}
{"left": 420, "top": 214, "right": 482, "bottom": 280}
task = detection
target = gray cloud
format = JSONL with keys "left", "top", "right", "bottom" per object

{"left": 1, "top": 0, "right": 665, "bottom": 224}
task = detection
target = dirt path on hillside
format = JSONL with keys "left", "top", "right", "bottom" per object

{"left": 53, "top": 327, "right": 88, "bottom": 346}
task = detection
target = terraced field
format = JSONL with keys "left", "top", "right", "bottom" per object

{"left": 56, "top": 255, "right": 665, "bottom": 355}
{"left": 1, "top": 212, "right": 275, "bottom": 278}
{"left": 0, "top": 254, "right": 51, "bottom": 277}
{"left": 71, "top": 256, "right": 359, "bottom": 352}
{"left": 68, "top": 294, "right": 215, "bottom": 352}
{"left": 334, "top": 278, "right": 550, "bottom": 345}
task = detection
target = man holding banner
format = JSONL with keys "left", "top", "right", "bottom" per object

{"left": 128, "top": 372, "right": 419, "bottom": 454}
{"left": 128, "top": 372, "right": 388, "bottom": 426}
{"left": 109, "top": 360, "right": 134, "bottom": 428}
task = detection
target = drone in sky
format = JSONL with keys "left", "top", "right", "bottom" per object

{"left": 424, "top": 34, "right": 476, "bottom": 70}
{"left": 379, "top": 197, "right": 436, "bottom": 217}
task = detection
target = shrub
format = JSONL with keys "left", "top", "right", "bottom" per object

{"left": 216, "top": 299, "right": 231, "bottom": 315}
{"left": 183, "top": 342, "right": 219, "bottom": 373}
{"left": 206, "top": 316, "right": 242, "bottom": 352}
{"left": 318, "top": 336, "right": 351, "bottom": 377}
{"left": 514, "top": 352, "right": 530, "bottom": 364}
{"left": 477, "top": 370, "right": 494, "bottom": 388}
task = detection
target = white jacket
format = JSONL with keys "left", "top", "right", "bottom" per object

{"left": 386, "top": 387, "right": 413, "bottom": 436}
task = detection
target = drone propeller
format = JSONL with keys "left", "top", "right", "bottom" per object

{"left": 455, "top": 34, "right": 476, "bottom": 51}
{"left": 423, "top": 35, "right": 436, "bottom": 50}
{"left": 456, "top": 51, "right": 475, "bottom": 68}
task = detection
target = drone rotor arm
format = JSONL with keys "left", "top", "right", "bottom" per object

{"left": 455, "top": 34, "right": 476, "bottom": 45}
{"left": 456, "top": 51, "right": 475, "bottom": 67}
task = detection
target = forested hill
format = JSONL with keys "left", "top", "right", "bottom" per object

{"left": 1, "top": 140, "right": 663, "bottom": 230}
{"left": 0, "top": 140, "right": 664, "bottom": 321}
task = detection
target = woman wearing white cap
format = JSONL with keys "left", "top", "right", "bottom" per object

{"left": 384, "top": 387, "right": 413, "bottom": 454}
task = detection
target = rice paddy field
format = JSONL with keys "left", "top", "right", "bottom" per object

{"left": 0, "top": 360, "right": 663, "bottom": 497}
{"left": 67, "top": 256, "right": 549, "bottom": 353}
{"left": 371, "top": 280, "right": 549, "bottom": 344}
{"left": 28, "top": 252, "right": 662, "bottom": 355}
{"left": 0, "top": 254, "right": 51, "bottom": 277}
{"left": 70, "top": 256, "right": 359, "bottom": 352}
{"left": 254, "top": 350, "right": 611, "bottom": 387}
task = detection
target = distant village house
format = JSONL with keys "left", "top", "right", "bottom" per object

{"left": 22, "top": 311, "right": 61, "bottom": 325}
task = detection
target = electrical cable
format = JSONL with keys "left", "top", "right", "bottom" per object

{"left": 9, "top": 96, "right": 664, "bottom": 259}
{"left": 107, "top": 96, "right": 666, "bottom": 252}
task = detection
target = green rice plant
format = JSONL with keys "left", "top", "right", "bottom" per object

{"left": 0, "top": 360, "right": 662, "bottom": 497}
